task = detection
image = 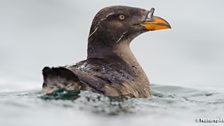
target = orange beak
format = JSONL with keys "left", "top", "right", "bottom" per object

{"left": 142, "top": 16, "right": 171, "bottom": 31}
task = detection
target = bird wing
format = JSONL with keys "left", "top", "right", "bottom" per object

{"left": 67, "top": 59, "right": 137, "bottom": 97}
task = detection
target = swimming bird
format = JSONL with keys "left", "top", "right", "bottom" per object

{"left": 42, "top": 6, "right": 171, "bottom": 98}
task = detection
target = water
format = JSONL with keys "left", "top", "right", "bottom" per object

{"left": 0, "top": 84, "right": 223, "bottom": 126}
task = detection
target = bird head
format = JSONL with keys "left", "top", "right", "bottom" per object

{"left": 88, "top": 6, "right": 171, "bottom": 58}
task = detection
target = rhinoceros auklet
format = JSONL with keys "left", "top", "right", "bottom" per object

{"left": 42, "top": 6, "right": 171, "bottom": 98}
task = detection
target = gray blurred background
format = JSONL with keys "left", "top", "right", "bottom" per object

{"left": 0, "top": 0, "right": 223, "bottom": 91}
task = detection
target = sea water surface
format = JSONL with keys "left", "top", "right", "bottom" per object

{"left": 0, "top": 81, "right": 223, "bottom": 126}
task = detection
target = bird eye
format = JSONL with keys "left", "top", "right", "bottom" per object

{"left": 118, "top": 15, "right": 125, "bottom": 20}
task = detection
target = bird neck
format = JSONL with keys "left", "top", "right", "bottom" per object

{"left": 113, "top": 42, "right": 149, "bottom": 82}
{"left": 87, "top": 39, "right": 149, "bottom": 85}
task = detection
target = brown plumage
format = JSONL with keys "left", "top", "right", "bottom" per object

{"left": 42, "top": 6, "right": 171, "bottom": 98}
